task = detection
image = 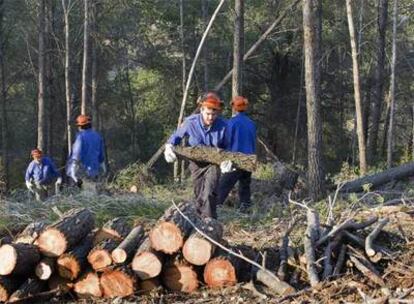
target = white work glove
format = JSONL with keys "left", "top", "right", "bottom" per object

{"left": 68, "top": 162, "right": 79, "bottom": 183}
{"left": 220, "top": 160, "right": 235, "bottom": 174}
{"left": 164, "top": 144, "right": 177, "bottom": 163}
{"left": 100, "top": 162, "right": 107, "bottom": 175}
{"left": 26, "top": 180, "right": 34, "bottom": 193}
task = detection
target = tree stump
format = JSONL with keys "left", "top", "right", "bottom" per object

{"left": 74, "top": 271, "right": 102, "bottom": 298}
{"left": 131, "top": 237, "right": 164, "bottom": 280}
{"left": 150, "top": 202, "right": 200, "bottom": 254}
{"left": 57, "top": 234, "right": 94, "bottom": 280}
{"left": 183, "top": 217, "right": 223, "bottom": 266}
{"left": 112, "top": 225, "right": 144, "bottom": 264}
{"left": 37, "top": 208, "right": 95, "bottom": 257}
{"left": 8, "top": 278, "right": 46, "bottom": 302}
{"left": 87, "top": 239, "right": 119, "bottom": 271}
{"left": 0, "top": 243, "right": 40, "bottom": 275}
{"left": 100, "top": 267, "right": 135, "bottom": 298}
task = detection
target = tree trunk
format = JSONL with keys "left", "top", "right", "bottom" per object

{"left": 173, "top": 146, "right": 257, "bottom": 172}
{"left": 302, "top": 0, "right": 325, "bottom": 200}
{"left": 182, "top": 217, "right": 223, "bottom": 266}
{"left": 74, "top": 271, "right": 102, "bottom": 298}
{"left": 8, "top": 278, "right": 46, "bottom": 303}
{"left": 387, "top": 0, "right": 398, "bottom": 169}
{"left": 81, "top": 0, "right": 89, "bottom": 115}
{"left": 0, "top": 0, "right": 8, "bottom": 193}
{"left": 0, "top": 243, "right": 40, "bottom": 276}
{"left": 162, "top": 256, "right": 198, "bottom": 293}
{"left": 62, "top": 0, "right": 72, "bottom": 154}
{"left": 91, "top": 0, "right": 98, "bottom": 129}
{"left": 37, "top": 208, "right": 95, "bottom": 257}
{"left": 346, "top": 0, "right": 367, "bottom": 175}
{"left": 100, "top": 266, "right": 135, "bottom": 298}
{"left": 367, "top": 0, "right": 388, "bottom": 163}
{"left": 37, "top": 0, "right": 46, "bottom": 151}
{"left": 149, "top": 202, "right": 200, "bottom": 254}
{"left": 0, "top": 276, "right": 24, "bottom": 302}
{"left": 131, "top": 237, "right": 164, "bottom": 280}
{"left": 112, "top": 225, "right": 144, "bottom": 264}
{"left": 56, "top": 234, "right": 94, "bottom": 280}
{"left": 201, "top": 0, "right": 208, "bottom": 90}
{"left": 232, "top": 0, "right": 244, "bottom": 97}
{"left": 87, "top": 239, "right": 118, "bottom": 271}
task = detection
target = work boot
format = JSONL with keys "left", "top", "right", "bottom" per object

{"left": 238, "top": 203, "right": 251, "bottom": 214}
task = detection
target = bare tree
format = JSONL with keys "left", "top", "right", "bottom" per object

{"left": 62, "top": 0, "right": 72, "bottom": 154}
{"left": 346, "top": 0, "right": 367, "bottom": 175}
{"left": 81, "top": 0, "right": 89, "bottom": 115}
{"left": 0, "top": 0, "right": 8, "bottom": 192}
{"left": 302, "top": 0, "right": 325, "bottom": 200}
{"left": 232, "top": 0, "right": 244, "bottom": 97}
{"left": 37, "top": 0, "right": 46, "bottom": 151}
{"left": 367, "top": 0, "right": 388, "bottom": 163}
{"left": 387, "top": 0, "right": 398, "bottom": 169}
{"left": 201, "top": 0, "right": 208, "bottom": 90}
{"left": 91, "top": 0, "right": 98, "bottom": 130}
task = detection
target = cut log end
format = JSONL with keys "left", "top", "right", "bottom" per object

{"left": 37, "top": 228, "right": 67, "bottom": 257}
{"left": 0, "top": 285, "right": 9, "bottom": 302}
{"left": 74, "top": 272, "right": 102, "bottom": 298}
{"left": 366, "top": 248, "right": 376, "bottom": 257}
{"left": 203, "top": 258, "right": 236, "bottom": 288}
{"left": 0, "top": 244, "right": 17, "bottom": 275}
{"left": 100, "top": 269, "right": 135, "bottom": 298}
{"left": 183, "top": 237, "right": 213, "bottom": 266}
{"left": 111, "top": 249, "right": 127, "bottom": 264}
{"left": 57, "top": 255, "right": 81, "bottom": 280}
{"left": 163, "top": 262, "right": 199, "bottom": 293}
{"left": 132, "top": 252, "right": 163, "bottom": 280}
{"left": 35, "top": 259, "right": 54, "bottom": 281}
{"left": 88, "top": 250, "right": 112, "bottom": 271}
{"left": 149, "top": 222, "right": 183, "bottom": 254}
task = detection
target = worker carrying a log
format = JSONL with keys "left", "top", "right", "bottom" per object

{"left": 217, "top": 96, "right": 257, "bottom": 213}
{"left": 66, "top": 114, "right": 106, "bottom": 191}
{"left": 25, "top": 148, "right": 62, "bottom": 201}
{"left": 164, "top": 94, "right": 227, "bottom": 219}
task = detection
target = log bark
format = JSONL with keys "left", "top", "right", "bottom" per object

{"left": 100, "top": 217, "right": 131, "bottom": 240}
{"left": 0, "top": 276, "right": 24, "bottom": 302}
{"left": 100, "top": 266, "right": 135, "bottom": 298}
{"left": 150, "top": 202, "right": 200, "bottom": 254}
{"left": 162, "top": 257, "right": 198, "bottom": 293}
{"left": 365, "top": 218, "right": 389, "bottom": 257}
{"left": 112, "top": 225, "right": 144, "bottom": 264}
{"left": 88, "top": 239, "right": 119, "bottom": 271}
{"left": 0, "top": 243, "right": 40, "bottom": 275}
{"left": 340, "top": 161, "right": 414, "bottom": 192}
{"left": 57, "top": 234, "right": 94, "bottom": 280}
{"left": 35, "top": 257, "right": 55, "bottom": 281}
{"left": 173, "top": 146, "right": 257, "bottom": 172}
{"left": 47, "top": 274, "right": 73, "bottom": 291}
{"left": 8, "top": 278, "right": 46, "bottom": 303}
{"left": 333, "top": 244, "right": 347, "bottom": 276}
{"left": 255, "top": 269, "right": 295, "bottom": 295}
{"left": 344, "top": 230, "right": 392, "bottom": 258}
{"left": 138, "top": 278, "right": 161, "bottom": 295}
{"left": 15, "top": 222, "right": 47, "bottom": 244}
{"left": 132, "top": 237, "right": 164, "bottom": 280}
{"left": 74, "top": 271, "right": 102, "bottom": 298}
{"left": 182, "top": 217, "right": 223, "bottom": 266}
{"left": 348, "top": 253, "right": 385, "bottom": 286}
{"left": 37, "top": 208, "right": 95, "bottom": 257}
{"left": 304, "top": 209, "right": 319, "bottom": 287}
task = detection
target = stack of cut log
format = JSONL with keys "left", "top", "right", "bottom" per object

{"left": 0, "top": 203, "right": 262, "bottom": 302}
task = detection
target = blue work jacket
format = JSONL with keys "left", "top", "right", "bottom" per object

{"left": 224, "top": 112, "right": 256, "bottom": 154}
{"left": 25, "top": 156, "right": 60, "bottom": 185}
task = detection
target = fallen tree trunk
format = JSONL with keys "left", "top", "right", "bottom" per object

{"left": 74, "top": 271, "right": 102, "bottom": 298}
{"left": 94, "top": 217, "right": 131, "bottom": 244}
{"left": 57, "top": 234, "right": 94, "bottom": 280}
{"left": 173, "top": 146, "right": 257, "bottom": 172}
{"left": 182, "top": 217, "right": 223, "bottom": 266}
{"left": 162, "top": 257, "right": 198, "bottom": 293}
{"left": 88, "top": 239, "right": 119, "bottom": 271}
{"left": 131, "top": 237, "right": 164, "bottom": 280}
{"left": 0, "top": 276, "right": 25, "bottom": 302}
{"left": 8, "top": 278, "right": 46, "bottom": 303}
{"left": 37, "top": 208, "right": 95, "bottom": 257}
{"left": 35, "top": 257, "right": 55, "bottom": 281}
{"left": 100, "top": 266, "right": 135, "bottom": 298}
{"left": 15, "top": 222, "right": 47, "bottom": 244}
{"left": 339, "top": 161, "right": 414, "bottom": 192}
{"left": 150, "top": 202, "right": 200, "bottom": 254}
{"left": 112, "top": 225, "right": 144, "bottom": 264}
{"left": 0, "top": 243, "right": 40, "bottom": 275}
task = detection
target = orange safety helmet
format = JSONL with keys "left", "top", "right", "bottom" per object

{"left": 31, "top": 148, "right": 43, "bottom": 159}
{"left": 76, "top": 114, "right": 92, "bottom": 126}
{"left": 231, "top": 96, "right": 249, "bottom": 112}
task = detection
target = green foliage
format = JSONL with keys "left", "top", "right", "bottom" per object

{"left": 111, "top": 162, "right": 156, "bottom": 192}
